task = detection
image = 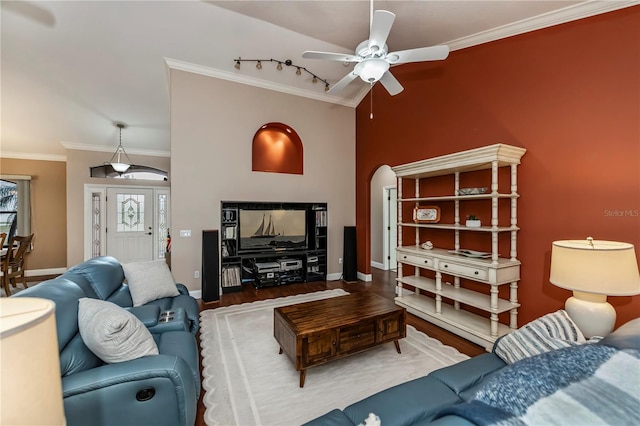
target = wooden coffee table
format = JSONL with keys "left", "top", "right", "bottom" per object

{"left": 274, "top": 292, "right": 406, "bottom": 387}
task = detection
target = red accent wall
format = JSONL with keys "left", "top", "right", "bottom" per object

{"left": 356, "top": 6, "right": 640, "bottom": 327}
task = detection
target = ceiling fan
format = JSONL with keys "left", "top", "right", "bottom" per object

{"left": 302, "top": 4, "right": 449, "bottom": 96}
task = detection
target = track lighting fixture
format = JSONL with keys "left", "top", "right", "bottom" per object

{"left": 232, "top": 57, "right": 329, "bottom": 91}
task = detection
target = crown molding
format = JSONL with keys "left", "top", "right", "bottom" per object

{"left": 60, "top": 141, "right": 170, "bottom": 157}
{"left": 164, "top": 58, "right": 361, "bottom": 108}
{"left": 0, "top": 151, "right": 67, "bottom": 162}
{"left": 447, "top": 0, "right": 639, "bottom": 52}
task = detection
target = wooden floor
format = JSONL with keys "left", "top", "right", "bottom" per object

{"left": 195, "top": 268, "right": 484, "bottom": 426}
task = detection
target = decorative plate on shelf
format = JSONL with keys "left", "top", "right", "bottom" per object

{"left": 447, "top": 249, "right": 492, "bottom": 258}
{"left": 456, "top": 187, "right": 488, "bottom": 195}
{"left": 413, "top": 205, "right": 440, "bottom": 223}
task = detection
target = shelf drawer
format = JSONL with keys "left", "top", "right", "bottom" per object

{"left": 439, "top": 261, "right": 488, "bottom": 280}
{"left": 398, "top": 252, "right": 434, "bottom": 268}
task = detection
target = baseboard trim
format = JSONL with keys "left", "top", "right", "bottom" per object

{"left": 189, "top": 289, "right": 202, "bottom": 300}
{"left": 370, "top": 260, "right": 385, "bottom": 270}
{"left": 326, "top": 272, "right": 342, "bottom": 281}
{"left": 357, "top": 271, "right": 372, "bottom": 282}
{"left": 25, "top": 267, "right": 66, "bottom": 278}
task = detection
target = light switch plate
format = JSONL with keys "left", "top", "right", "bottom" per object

{"left": 179, "top": 230, "right": 191, "bottom": 237}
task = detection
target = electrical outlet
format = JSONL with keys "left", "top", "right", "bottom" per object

{"left": 338, "top": 258, "right": 343, "bottom": 264}
{"left": 194, "top": 270, "right": 200, "bottom": 278}
{"left": 180, "top": 230, "right": 192, "bottom": 238}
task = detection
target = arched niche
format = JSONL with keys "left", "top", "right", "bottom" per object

{"left": 252, "top": 122, "right": 303, "bottom": 175}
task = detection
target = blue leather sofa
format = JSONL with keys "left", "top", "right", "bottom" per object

{"left": 14, "top": 256, "right": 200, "bottom": 426}
{"left": 305, "top": 318, "right": 640, "bottom": 426}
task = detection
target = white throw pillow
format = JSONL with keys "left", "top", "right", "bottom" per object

{"left": 78, "top": 298, "right": 159, "bottom": 363}
{"left": 122, "top": 259, "right": 180, "bottom": 307}
{"left": 495, "top": 309, "right": 586, "bottom": 364}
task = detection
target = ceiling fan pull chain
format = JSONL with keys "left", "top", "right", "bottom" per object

{"left": 370, "top": 82, "right": 374, "bottom": 119}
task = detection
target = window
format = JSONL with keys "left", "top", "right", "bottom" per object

{"left": 90, "top": 165, "right": 168, "bottom": 181}
{"left": 0, "top": 177, "right": 31, "bottom": 246}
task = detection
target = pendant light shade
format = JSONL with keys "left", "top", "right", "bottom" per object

{"left": 109, "top": 122, "right": 132, "bottom": 173}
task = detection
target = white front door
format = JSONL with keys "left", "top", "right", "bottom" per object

{"left": 106, "top": 188, "right": 154, "bottom": 263}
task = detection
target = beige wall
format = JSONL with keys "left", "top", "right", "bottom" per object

{"left": 65, "top": 149, "right": 170, "bottom": 266}
{"left": 369, "top": 165, "right": 396, "bottom": 266}
{"left": 170, "top": 70, "right": 356, "bottom": 291}
{"left": 0, "top": 157, "right": 67, "bottom": 272}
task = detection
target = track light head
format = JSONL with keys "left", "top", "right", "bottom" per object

{"left": 276, "top": 62, "right": 283, "bottom": 70}
{"left": 234, "top": 60, "right": 241, "bottom": 69}
{"left": 256, "top": 61, "right": 262, "bottom": 69}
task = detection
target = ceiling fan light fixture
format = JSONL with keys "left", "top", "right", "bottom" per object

{"left": 355, "top": 58, "right": 389, "bottom": 83}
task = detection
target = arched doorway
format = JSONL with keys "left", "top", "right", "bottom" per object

{"left": 369, "top": 165, "right": 396, "bottom": 271}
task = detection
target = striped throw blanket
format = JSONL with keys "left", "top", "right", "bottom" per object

{"left": 436, "top": 344, "right": 640, "bottom": 425}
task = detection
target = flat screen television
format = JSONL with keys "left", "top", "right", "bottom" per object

{"left": 238, "top": 208, "right": 307, "bottom": 253}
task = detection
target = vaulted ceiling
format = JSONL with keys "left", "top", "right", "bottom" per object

{"left": 1, "top": 1, "right": 636, "bottom": 159}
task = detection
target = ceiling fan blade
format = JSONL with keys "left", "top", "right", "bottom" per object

{"left": 328, "top": 72, "right": 359, "bottom": 94}
{"left": 302, "top": 51, "right": 359, "bottom": 62}
{"left": 387, "top": 45, "right": 450, "bottom": 64}
{"left": 368, "top": 10, "right": 395, "bottom": 52}
{"left": 379, "top": 71, "right": 404, "bottom": 96}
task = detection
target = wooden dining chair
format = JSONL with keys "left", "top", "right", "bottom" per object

{"left": 1, "top": 234, "right": 34, "bottom": 296}
{"left": 0, "top": 233, "right": 6, "bottom": 249}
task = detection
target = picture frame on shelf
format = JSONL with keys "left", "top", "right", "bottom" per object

{"left": 413, "top": 205, "right": 441, "bottom": 223}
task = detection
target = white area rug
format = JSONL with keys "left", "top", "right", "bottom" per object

{"left": 199, "top": 289, "right": 469, "bottom": 426}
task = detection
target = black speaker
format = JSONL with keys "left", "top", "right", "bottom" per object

{"left": 202, "top": 230, "right": 220, "bottom": 302}
{"left": 343, "top": 226, "right": 357, "bottom": 283}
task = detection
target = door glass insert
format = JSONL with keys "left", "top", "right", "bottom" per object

{"left": 117, "top": 194, "right": 145, "bottom": 232}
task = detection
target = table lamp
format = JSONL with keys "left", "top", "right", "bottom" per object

{"left": 550, "top": 237, "right": 640, "bottom": 338}
{"left": 1, "top": 297, "right": 66, "bottom": 425}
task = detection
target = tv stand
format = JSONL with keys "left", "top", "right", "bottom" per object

{"left": 220, "top": 202, "right": 328, "bottom": 292}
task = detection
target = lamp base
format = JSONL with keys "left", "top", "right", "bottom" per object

{"left": 565, "top": 292, "right": 616, "bottom": 338}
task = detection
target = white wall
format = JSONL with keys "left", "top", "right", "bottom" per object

{"left": 169, "top": 70, "right": 356, "bottom": 291}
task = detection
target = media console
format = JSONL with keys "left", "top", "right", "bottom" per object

{"left": 220, "top": 201, "right": 327, "bottom": 292}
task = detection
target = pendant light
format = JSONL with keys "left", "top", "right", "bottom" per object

{"left": 109, "top": 122, "right": 132, "bottom": 173}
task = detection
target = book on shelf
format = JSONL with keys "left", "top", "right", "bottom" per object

{"left": 221, "top": 265, "right": 241, "bottom": 288}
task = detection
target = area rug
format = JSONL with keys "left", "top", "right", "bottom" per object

{"left": 199, "top": 289, "right": 470, "bottom": 426}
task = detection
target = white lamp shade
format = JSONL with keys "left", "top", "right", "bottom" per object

{"left": 550, "top": 239, "right": 640, "bottom": 296}
{"left": 1, "top": 298, "right": 66, "bottom": 425}
{"left": 111, "top": 162, "right": 130, "bottom": 172}
{"left": 355, "top": 58, "right": 390, "bottom": 83}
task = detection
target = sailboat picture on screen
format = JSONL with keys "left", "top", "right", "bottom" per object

{"left": 238, "top": 209, "right": 307, "bottom": 252}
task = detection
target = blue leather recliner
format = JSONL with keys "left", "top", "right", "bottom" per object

{"left": 14, "top": 256, "right": 200, "bottom": 426}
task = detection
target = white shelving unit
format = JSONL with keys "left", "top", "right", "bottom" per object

{"left": 393, "top": 144, "right": 526, "bottom": 351}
